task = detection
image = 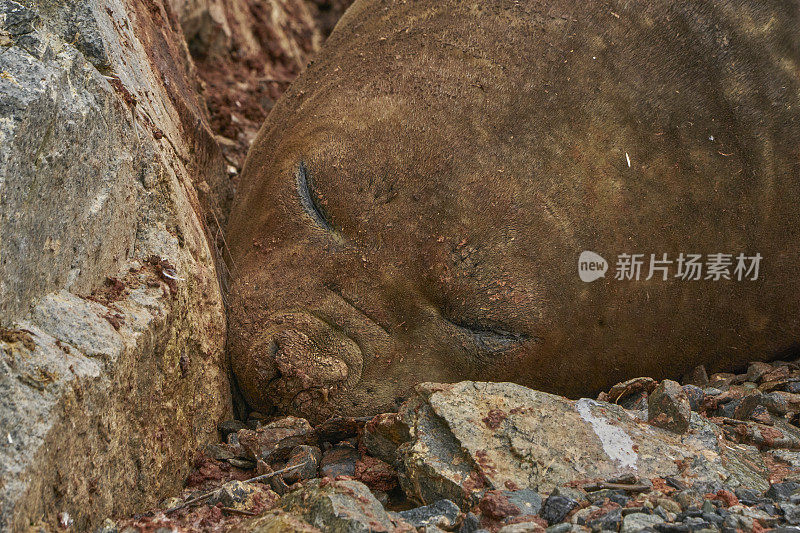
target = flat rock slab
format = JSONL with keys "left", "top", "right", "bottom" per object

{"left": 399, "top": 382, "right": 769, "bottom": 507}
{"left": 281, "top": 478, "right": 413, "bottom": 532}
{"left": 229, "top": 510, "right": 322, "bottom": 532}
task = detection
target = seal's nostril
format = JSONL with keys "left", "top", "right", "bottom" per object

{"left": 273, "top": 328, "right": 350, "bottom": 386}
{"left": 235, "top": 310, "right": 364, "bottom": 419}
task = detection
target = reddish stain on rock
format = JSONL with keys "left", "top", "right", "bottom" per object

{"left": 185, "top": 455, "right": 251, "bottom": 488}
{"left": 713, "top": 489, "right": 739, "bottom": 507}
{"left": 103, "top": 312, "right": 124, "bottom": 330}
{"left": 764, "top": 453, "right": 798, "bottom": 484}
{"left": 107, "top": 76, "right": 137, "bottom": 107}
{"left": 505, "top": 515, "right": 548, "bottom": 529}
{"left": 585, "top": 501, "right": 621, "bottom": 522}
{"left": 475, "top": 449, "right": 497, "bottom": 474}
{"left": 649, "top": 413, "right": 674, "bottom": 427}
{"left": 89, "top": 276, "right": 127, "bottom": 304}
{"left": 462, "top": 470, "right": 489, "bottom": 493}
{"left": 479, "top": 490, "right": 520, "bottom": 520}
{"left": 759, "top": 426, "right": 785, "bottom": 447}
{"left": 354, "top": 455, "right": 398, "bottom": 492}
{"left": 649, "top": 477, "right": 676, "bottom": 494}
{"left": 483, "top": 409, "right": 507, "bottom": 429}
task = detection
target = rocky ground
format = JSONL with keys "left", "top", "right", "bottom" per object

{"left": 96, "top": 360, "right": 800, "bottom": 532}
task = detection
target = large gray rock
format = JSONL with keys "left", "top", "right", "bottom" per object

{"left": 0, "top": 0, "right": 231, "bottom": 529}
{"left": 398, "top": 382, "right": 770, "bottom": 508}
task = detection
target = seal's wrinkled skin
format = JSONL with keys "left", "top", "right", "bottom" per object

{"left": 227, "top": 0, "right": 800, "bottom": 422}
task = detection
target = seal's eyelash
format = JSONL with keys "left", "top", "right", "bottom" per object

{"left": 296, "top": 162, "right": 335, "bottom": 232}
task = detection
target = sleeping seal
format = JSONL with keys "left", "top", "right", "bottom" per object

{"left": 227, "top": 0, "right": 800, "bottom": 422}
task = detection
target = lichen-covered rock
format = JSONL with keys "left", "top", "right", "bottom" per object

{"left": 782, "top": 503, "right": 800, "bottom": 526}
{"left": 0, "top": 0, "right": 232, "bottom": 529}
{"left": 765, "top": 482, "right": 800, "bottom": 501}
{"left": 586, "top": 507, "right": 622, "bottom": 532}
{"left": 281, "top": 478, "right": 413, "bottom": 532}
{"left": 397, "top": 393, "right": 479, "bottom": 509}
{"left": 683, "top": 365, "right": 710, "bottom": 387}
{"left": 682, "top": 385, "right": 705, "bottom": 412}
{"left": 398, "top": 382, "right": 770, "bottom": 508}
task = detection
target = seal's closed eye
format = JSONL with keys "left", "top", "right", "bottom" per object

{"left": 296, "top": 162, "right": 335, "bottom": 232}
{"left": 444, "top": 315, "right": 533, "bottom": 354}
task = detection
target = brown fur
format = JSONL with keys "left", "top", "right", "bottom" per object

{"left": 227, "top": 0, "right": 800, "bottom": 422}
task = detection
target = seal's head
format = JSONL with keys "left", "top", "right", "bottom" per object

{"left": 227, "top": 147, "right": 548, "bottom": 420}
{"left": 227, "top": 0, "right": 800, "bottom": 422}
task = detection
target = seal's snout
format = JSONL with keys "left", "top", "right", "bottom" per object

{"left": 235, "top": 310, "right": 364, "bottom": 420}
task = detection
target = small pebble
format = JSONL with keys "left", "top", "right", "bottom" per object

{"left": 540, "top": 494, "right": 578, "bottom": 525}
